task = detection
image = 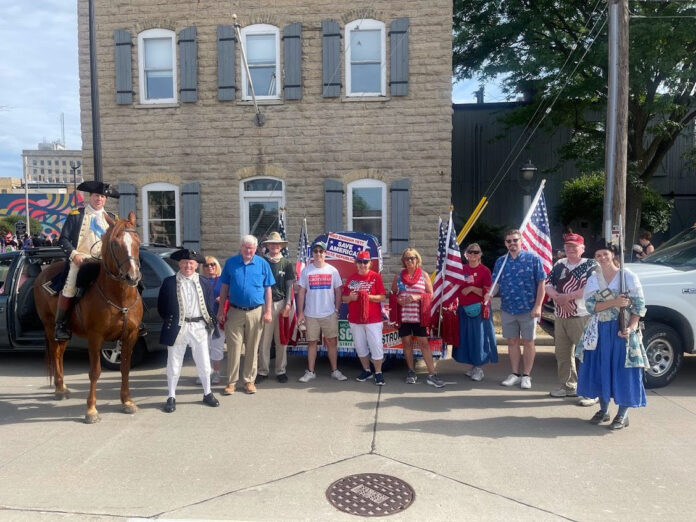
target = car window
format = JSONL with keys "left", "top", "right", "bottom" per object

{"left": 0, "top": 257, "right": 13, "bottom": 294}
{"left": 140, "top": 257, "right": 162, "bottom": 289}
{"left": 655, "top": 227, "right": 696, "bottom": 252}
{"left": 643, "top": 240, "right": 696, "bottom": 269}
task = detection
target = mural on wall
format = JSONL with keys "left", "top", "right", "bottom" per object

{"left": 0, "top": 193, "right": 82, "bottom": 236}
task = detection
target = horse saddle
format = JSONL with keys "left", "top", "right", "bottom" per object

{"left": 43, "top": 261, "right": 101, "bottom": 299}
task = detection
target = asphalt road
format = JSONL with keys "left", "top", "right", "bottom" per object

{"left": 1, "top": 346, "right": 696, "bottom": 521}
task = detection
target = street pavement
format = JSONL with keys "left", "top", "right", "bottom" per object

{"left": 1, "top": 345, "right": 696, "bottom": 521}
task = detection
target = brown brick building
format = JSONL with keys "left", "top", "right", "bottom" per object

{"left": 77, "top": 0, "right": 452, "bottom": 278}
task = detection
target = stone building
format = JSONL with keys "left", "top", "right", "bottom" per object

{"left": 21, "top": 141, "right": 83, "bottom": 186}
{"left": 77, "top": 0, "right": 453, "bottom": 277}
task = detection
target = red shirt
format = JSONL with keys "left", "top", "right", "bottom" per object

{"left": 458, "top": 264, "right": 492, "bottom": 306}
{"left": 343, "top": 270, "right": 386, "bottom": 324}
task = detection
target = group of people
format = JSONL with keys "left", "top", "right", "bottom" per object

{"left": 0, "top": 231, "right": 58, "bottom": 252}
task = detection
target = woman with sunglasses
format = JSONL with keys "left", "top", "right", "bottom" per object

{"left": 390, "top": 248, "right": 445, "bottom": 388}
{"left": 342, "top": 250, "right": 387, "bottom": 385}
{"left": 576, "top": 244, "right": 648, "bottom": 430}
{"left": 454, "top": 243, "right": 497, "bottom": 382}
{"left": 199, "top": 256, "right": 224, "bottom": 384}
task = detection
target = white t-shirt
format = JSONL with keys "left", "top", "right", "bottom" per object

{"left": 299, "top": 263, "right": 342, "bottom": 318}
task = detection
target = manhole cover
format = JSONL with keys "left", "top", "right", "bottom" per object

{"left": 326, "top": 473, "right": 415, "bottom": 517}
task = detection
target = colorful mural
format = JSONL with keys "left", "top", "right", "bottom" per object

{"left": 0, "top": 193, "right": 82, "bottom": 236}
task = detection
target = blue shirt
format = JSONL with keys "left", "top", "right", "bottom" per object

{"left": 220, "top": 254, "right": 275, "bottom": 308}
{"left": 492, "top": 250, "right": 546, "bottom": 314}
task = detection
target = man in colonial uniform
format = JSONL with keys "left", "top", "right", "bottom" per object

{"left": 55, "top": 181, "right": 120, "bottom": 341}
{"left": 158, "top": 248, "right": 220, "bottom": 413}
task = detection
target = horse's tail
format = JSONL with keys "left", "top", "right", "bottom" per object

{"left": 44, "top": 336, "right": 55, "bottom": 385}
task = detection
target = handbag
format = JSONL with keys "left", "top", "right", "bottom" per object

{"left": 463, "top": 302, "right": 481, "bottom": 318}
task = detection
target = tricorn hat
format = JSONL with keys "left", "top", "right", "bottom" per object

{"left": 77, "top": 181, "right": 120, "bottom": 199}
{"left": 170, "top": 248, "right": 205, "bottom": 263}
{"left": 261, "top": 231, "right": 288, "bottom": 246}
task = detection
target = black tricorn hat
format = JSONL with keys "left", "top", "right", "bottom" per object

{"left": 77, "top": 181, "right": 120, "bottom": 199}
{"left": 170, "top": 248, "right": 205, "bottom": 263}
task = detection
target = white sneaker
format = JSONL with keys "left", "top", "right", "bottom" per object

{"left": 470, "top": 367, "right": 484, "bottom": 382}
{"left": 331, "top": 369, "right": 348, "bottom": 381}
{"left": 578, "top": 396, "right": 599, "bottom": 407}
{"left": 298, "top": 370, "right": 316, "bottom": 383}
{"left": 520, "top": 376, "right": 532, "bottom": 389}
{"left": 501, "top": 374, "right": 521, "bottom": 387}
{"left": 465, "top": 367, "right": 475, "bottom": 378}
{"left": 549, "top": 387, "right": 567, "bottom": 398}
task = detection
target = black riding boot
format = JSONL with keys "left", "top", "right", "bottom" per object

{"left": 54, "top": 295, "right": 73, "bottom": 341}
{"left": 138, "top": 322, "right": 147, "bottom": 337}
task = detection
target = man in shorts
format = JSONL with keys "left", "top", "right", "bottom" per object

{"left": 296, "top": 239, "right": 346, "bottom": 382}
{"left": 489, "top": 229, "right": 546, "bottom": 389}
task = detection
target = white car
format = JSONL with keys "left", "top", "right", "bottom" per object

{"left": 628, "top": 238, "right": 696, "bottom": 388}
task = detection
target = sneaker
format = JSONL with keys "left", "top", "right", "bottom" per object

{"left": 405, "top": 369, "right": 418, "bottom": 384}
{"left": 501, "top": 374, "right": 521, "bottom": 387}
{"left": 464, "top": 367, "right": 475, "bottom": 378}
{"left": 520, "top": 376, "right": 532, "bottom": 389}
{"left": 276, "top": 373, "right": 288, "bottom": 383}
{"left": 549, "top": 387, "right": 567, "bottom": 398}
{"left": 244, "top": 382, "right": 257, "bottom": 394}
{"left": 331, "top": 369, "right": 348, "bottom": 381}
{"left": 579, "top": 396, "right": 599, "bottom": 407}
{"left": 470, "top": 367, "right": 484, "bottom": 382}
{"left": 566, "top": 389, "right": 578, "bottom": 397}
{"left": 255, "top": 374, "right": 267, "bottom": 385}
{"left": 426, "top": 374, "right": 445, "bottom": 388}
{"left": 356, "top": 369, "right": 374, "bottom": 382}
{"left": 211, "top": 371, "right": 221, "bottom": 385}
{"left": 374, "top": 373, "right": 385, "bottom": 386}
{"left": 298, "top": 370, "right": 316, "bottom": 383}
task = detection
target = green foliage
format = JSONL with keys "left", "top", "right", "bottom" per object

{"left": 640, "top": 188, "right": 673, "bottom": 234}
{"left": 0, "top": 214, "right": 44, "bottom": 236}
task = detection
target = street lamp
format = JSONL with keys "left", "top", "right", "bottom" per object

{"left": 70, "top": 160, "right": 81, "bottom": 206}
{"left": 519, "top": 160, "right": 538, "bottom": 213}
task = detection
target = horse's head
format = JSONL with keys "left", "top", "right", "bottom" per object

{"left": 102, "top": 211, "right": 142, "bottom": 286}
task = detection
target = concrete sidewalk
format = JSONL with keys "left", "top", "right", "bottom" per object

{"left": 1, "top": 347, "right": 696, "bottom": 521}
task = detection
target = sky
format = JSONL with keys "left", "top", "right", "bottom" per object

{"left": 0, "top": 3, "right": 507, "bottom": 178}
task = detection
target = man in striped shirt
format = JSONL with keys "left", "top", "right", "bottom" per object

{"left": 545, "top": 233, "right": 596, "bottom": 401}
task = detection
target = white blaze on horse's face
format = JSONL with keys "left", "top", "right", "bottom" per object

{"left": 122, "top": 230, "right": 140, "bottom": 281}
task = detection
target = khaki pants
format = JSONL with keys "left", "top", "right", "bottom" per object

{"left": 258, "top": 300, "right": 288, "bottom": 376}
{"left": 225, "top": 306, "right": 263, "bottom": 385}
{"left": 554, "top": 315, "right": 590, "bottom": 392}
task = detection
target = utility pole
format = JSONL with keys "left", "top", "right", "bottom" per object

{"left": 603, "top": 0, "right": 629, "bottom": 247}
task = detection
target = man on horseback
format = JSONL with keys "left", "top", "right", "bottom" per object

{"left": 55, "top": 181, "right": 119, "bottom": 341}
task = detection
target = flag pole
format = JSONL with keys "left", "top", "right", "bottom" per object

{"left": 485, "top": 179, "right": 546, "bottom": 303}
{"left": 436, "top": 208, "right": 454, "bottom": 337}
{"left": 456, "top": 196, "right": 488, "bottom": 244}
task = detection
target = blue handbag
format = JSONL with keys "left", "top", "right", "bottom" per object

{"left": 463, "top": 302, "right": 481, "bottom": 318}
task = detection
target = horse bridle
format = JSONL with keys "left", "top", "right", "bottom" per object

{"left": 103, "top": 227, "right": 142, "bottom": 286}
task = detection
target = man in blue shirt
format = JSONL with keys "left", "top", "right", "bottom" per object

{"left": 489, "top": 229, "right": 546, "bottom": 390}
{"left": 217, "top": 235, "right": 274, "bottom": 395}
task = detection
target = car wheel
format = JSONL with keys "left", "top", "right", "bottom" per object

{"left": 643, "top": 322, "right": 683, "bottom": 389}
{"left": 100, "top": 339, "right": 147, "bottom": 371}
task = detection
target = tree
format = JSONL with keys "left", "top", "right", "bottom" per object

{"left": 453, "top": 0, "right": 696, "bottom": 242}
{"left": 0, "top": 214, "right": 43, "bottom": 236}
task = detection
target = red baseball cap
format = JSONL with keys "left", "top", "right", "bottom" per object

{"left": 356, "top": 250, "right": 371, "bottom": 260}
{"left": 563, "top": 233, "right": 584, "bottom": 245}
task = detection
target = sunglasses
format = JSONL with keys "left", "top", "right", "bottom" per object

{"left": 312, "top": 249, "right": 325, "bottom": 254}
{"left": 356, "top": 259, "right": 370, "bottom": 264}
{"left": 466, "top": 250, "right": 481, "bottom": 254}
{"left": 505, "top": 238, "right": 520, "bottom": 244}
{"left": 404, "top": 256, "right": 417, "bottom": 261}
{"left": 203, "top": 263, "right": 216, "bottom": 267}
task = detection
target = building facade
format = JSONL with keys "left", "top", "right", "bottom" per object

{"left": 21, "top": 141, "right": 83, "bottom": 186}
{"left": 77, "top": 1, "right": 453, "bottom": 278}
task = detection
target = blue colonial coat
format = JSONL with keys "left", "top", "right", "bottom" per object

{"left": 157, "top": 274, "right": 217, "bottom": 346}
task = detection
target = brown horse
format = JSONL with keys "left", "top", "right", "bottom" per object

{"left": 33, "top": 211, "right": 143, "bottom": 423}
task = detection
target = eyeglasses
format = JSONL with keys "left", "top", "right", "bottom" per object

{"left": 404, "top": 257, "right": 417, "bottom": 262}
{"left": 505, "top": 238, "right": 520, "bottom": 244}
{"left": 312, "top": 249, "right": 325, "bottom": 254}
{"left": 203, "top": 263, "right": 216, "bottom": 268}
{"left": 356, "top": 260, "right": 370, "bottom": 264}
{"left": 466, "top": 250, "right": 481, "bottom": 254}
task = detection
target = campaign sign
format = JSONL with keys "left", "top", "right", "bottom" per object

{"left": 326, "top": 233, "right": 368, "bottom": 262}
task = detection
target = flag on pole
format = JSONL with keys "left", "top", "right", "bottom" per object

{"left": 519, "top": 191, "right": 553, "bottom": 274}
{"left": 290, "top": 218, "right": 309, "bottom": 344}
{"left": 278, "top": 209, "right": 289, "bottom": 258}
{"left": 431, "top": 212, "right": 466, "bottom": 317}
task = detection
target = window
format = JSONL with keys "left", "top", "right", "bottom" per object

{"left": 241, "top": 24, "right": 280, "bottom": 100}
{"left": 62, "top": 160, "right": 66, "bottom": 166}
{"left": 142, "top": 182, "right": 180, "bottom": 246}
{"left": 345, "top": 19, "right": 385, "bottom": 97}
{"left": 239, "top": 177, "right": 284, "bottom": 242}
{"left": 32, "top": 160, "right": 36, "bottom": 166}
{"left": 48, "top": 169, "right": 52, "bottom": 174}
{"left": 347, "top": 179, "right": 387, "bottom": 248}
{"left": 40, "top": 160, "right": 44, "bottom": 165}
{"left": 33, "top": 169, "right": 37, "bottom": 174}
{"left": 138, "top": 29, "right": 177, "bottom": 104}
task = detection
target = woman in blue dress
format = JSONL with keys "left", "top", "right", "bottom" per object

{"left": 453, "top": 243, "right": 498, "bottom": 382}
{"left": 199, "top": 256, "right": 224, "bottom": 385}
{"left": 576, "top": 244, "right": 649, "bottom": 430}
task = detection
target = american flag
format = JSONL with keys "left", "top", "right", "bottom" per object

{"left": 431, "top": 212, "right": 466, "bottom": 317}
{"left": 290, "top": 218, "right": 309, "bottom": 344}
{"left": 519, "top": 190, "right": 553, "bottom": 274}
{"left": 278, "top": 209, "right": 289, "bottom": 257}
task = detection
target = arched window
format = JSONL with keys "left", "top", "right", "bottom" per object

{"left": 345, "top": 19, "right": 386, "bottom": 97}
{"left": 142, "top": 182, "right": 180, "bottom": 246}
{"left": 138, "top": 29, "right": 177, "bottom": 104}
{"left": 347, "top": 179, "right": 387, "bottom": 249}
{"left": 240, "top": 24, "right": 281, "bottom": 100}
{"left": 239, "top": 177, "right": 285, "bottom": 241}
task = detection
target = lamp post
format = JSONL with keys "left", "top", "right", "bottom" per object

{"left": 519, "top": 160, "right": 538, "bottom": 214}
{"left": 70, "top": 160, "right": 81, "bottom": 206}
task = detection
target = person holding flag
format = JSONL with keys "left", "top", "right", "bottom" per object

{"left": 256, "top": 232, "right": 296, "bottom": 384}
